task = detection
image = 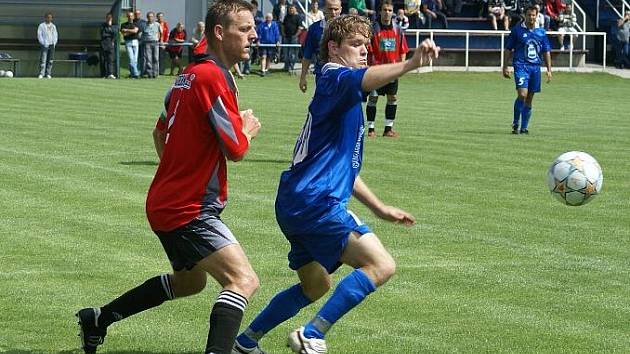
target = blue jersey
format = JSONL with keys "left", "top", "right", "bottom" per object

{"left": 303, "top": 20, "right": 325, "bottom": 77}
{"left": 276, "top": 63, "right": 368, "bottom": 229}
{"left": 506, "top": 23, "right": 551, "bottom": 66}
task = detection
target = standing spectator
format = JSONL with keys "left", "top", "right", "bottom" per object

{"left": 502, "top": 5, "right": 552, "bottom": 134}
{"left": 556, "top": 4, "right": 578, "bottom": 50}
{"left": 121, "top": 11, "right": 140, "bottom": 78}
{"left": 134, "top": 9, "right": 147, "bottom": 75}
{"left": 421, "top": 0, "right": 449, "bottom": 29}
{"left": 405, "top": 0, "right": 423, "bottom": 29}
{"left": 141, "top": 12, "right": 161, "bottom": 78}
{"left": 488, "top": 0, "right": 510, "bottom": 31}
{"left": 273, "top": 0, "right": 288, "bottom": 23}
{"left": 37, "top": 12, "right": 57, "bottom": 79}
{"left": 157, "top": 12, "right": 170, "bottom": 75}
{"left": 256, "top": 13, "right": 281, "bottom": 76}
{"left": 350, "top": 0, "right": 376, "bottom": 18}
{"left": 534, "top": 3, "right": 546, "bottom": 29}
{"left": 100, "top": 12, "right": 116, "bottom": 79}
{"left": 76, "top": 1, "right": 262, "bottom": 354}
{"left": 252, "top": 0, "right": 264, "bottom": 25}
{"left": 615, "top": 11, "right": 630, "bottom": 69}
{"left": 395, "top": 8, "right": 410, "bottom": 31}
{"left": 283, "top": 5, "right": 304, "bottom": 74}
{"left": 242, "top": 2, "right": 262, "bottom": 75}
{"left": 305, "top": 1, "right": 325, "bottom": 28}
{"left": 299, "top": 0, "right": 343, "bottom": 93}
{"left": 167, "top": 22, "right": 187, "bottom": 75}
{"left": 367, "top": 0, "right": 409, "bottom": 138}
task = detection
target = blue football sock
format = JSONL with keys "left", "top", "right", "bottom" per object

{"left": 521, "top": 106, "right": 532, "bottom": 130}
{"left": 236, "top": 284, "right": 311, "bottom": 348}
{"left": 303, "top": 269, "right": 376, "bottom": 339}
{"left": 513, "top": 98, "right": 524, "bottom": 127}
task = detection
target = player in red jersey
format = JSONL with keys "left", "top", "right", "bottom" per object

{"left": 76, "top": 1, "right": 261, "bottom": 353}
{"left": 366, "top": 0, "right": 409, "bottom": 138}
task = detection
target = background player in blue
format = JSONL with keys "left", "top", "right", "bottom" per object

{"left": 232, "top": 15, "right": 440, "bottom": 354}
{"left": 298, "top": 0, "right": 342, "bottom": 93}
{"left": 502, "top": 5, "right": 552, "bottom": 135}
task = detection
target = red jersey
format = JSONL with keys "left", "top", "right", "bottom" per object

{"left": 159, "top": 21, "right": 169, "bottom": 43}
{"left": 193, "top": 36, "right": 207, "bottom": 56}
{"left": 146, "top": 57, "right": 249, "bottom": 232}
{"left": 368, "top": 22, "right": 409, "bottom": 65}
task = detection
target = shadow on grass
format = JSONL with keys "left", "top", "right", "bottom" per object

{"left": 245, "top": 158, "right": 289, "bottom": 165}
{"left": 119, "top": 160, "right": 159, "bottom": 166}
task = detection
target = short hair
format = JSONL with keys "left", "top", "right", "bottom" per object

{"left": 525, "top": 5, "right": 538, "bottom": 14}
{"left": 380, "top": 0, "right": 393, "bottom": 10}
{"left": 45, "top": 11, "right": 53, "bottom": 17}
{"left": 320, "top": 15, "right": 372, "bottom": 63}
{"left": 251, "top": 0, "right": 259, "bottom": 6}
{"left": 205, "top": 0, "right": 255, "bottom": 43}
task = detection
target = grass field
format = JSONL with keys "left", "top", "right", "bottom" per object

{"left": 0, "top": 71, "right": 629, "bottom": 354}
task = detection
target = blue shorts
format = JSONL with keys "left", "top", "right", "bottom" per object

{"left": 259, "top": 47, "right": 277, "bottom": 58}
{"left": 514, "top": 64, "right": 541, "bottom": 93}
{"left": 278, "top": 208, "right": 372, "bottom": 274}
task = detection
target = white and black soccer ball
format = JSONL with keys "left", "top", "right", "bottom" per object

{"left": 547, "top": 151, "right": 603, "bottom": 206}
{"left": 5, "top": 70, "right": 13, "bottom": 78}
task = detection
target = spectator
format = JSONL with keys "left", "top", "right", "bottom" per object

{"left": 134, "top": 9, "right": 147, "bottom": 75}
{"left": 556, "top": 4, "right": 578, "bottom": 50}
{"left": 283, "top": 5, "right": 303, "bottom": 74}
{"left": 306, "top": 1, "right": 325, "bottom": 27}
{"left": 37, "top": 12, "right": 57, "bottom": 79}
{"left": 273, "top": 0, "right": 288, "bottom": 23}
{"left": 121, "top": 11, "right": 140, "bottom": 78}
{"left": 191, "top": 21, "right": 205, "bottom": 48}
{"left": 544, "top": 0, "right": 565, "bottom": 30}
{"left": 405, "top": 0, "right": 423, "bottom": 29}
{"left": 349, "top": 0, "right": 375, "bottom": 18}
{"left": 157, "top": 12, "right": 169, "bottom": 75}
{"left": 242, "top": 2, "right": 262, "bottom": 75}
{"left": 100, "top": 12, "right": 116, "bottom": 79}
{"left": 488, "top": 0, "right": 509, "bottom": 31}
{"left": 615, "top": 11, "right": 630, "bottom": 69}
{"left": 252, "top": 0, "right": 264, "bottom": 25}
{"left": 141, "top": 12, "right": 161, "bottom": 78}
{"left": 421, "top": 0, "right": 449, "bottom": 29}
{"left": 256, "top": 13, "right": 281, "bottom": 76}
{"left": 395, "top": 8, "right": 410, "bottom": 30}
{"left": 534, "top": 3, "right": 547, "bottom": 29}
{"left": 167, "top": 22, "right": 186, "bottom": 75}
{"left": 444, "top": 0, "right": 464, "bottom": 17}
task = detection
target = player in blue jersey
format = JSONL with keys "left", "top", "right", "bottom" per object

{"left": 298, "top": 0, "right": 342, "bottom": 93}
{"left": 502, "top": 5, "right": 552, "bottom": 135}
{"left": 232, "top": 15, "right": 439, "bottom": 354}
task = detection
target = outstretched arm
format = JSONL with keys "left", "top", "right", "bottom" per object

{"left": 361, "top": 39, "right": 439, "bottom": 92}
{"left": 353, "top": 176, "right": 416, "bottom": 225}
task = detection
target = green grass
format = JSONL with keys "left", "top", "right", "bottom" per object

{"left": 0, "top": 72, "right": 629, "bottom": 353}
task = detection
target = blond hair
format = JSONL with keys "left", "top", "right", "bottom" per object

{"left": 320, "top": 15, "right": 372, "bottom": 63}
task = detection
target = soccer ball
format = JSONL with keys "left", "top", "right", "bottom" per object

{"left": 5, "top": 70, "right": 13, "bottom": 78}
{"left": 547, "top": 151, "right": 603, "bottom": 206}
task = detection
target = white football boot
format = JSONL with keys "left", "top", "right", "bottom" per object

{"left": 231, "top": 340, "right": 267, "bottom": 354}
{"left": 287, "top": 327, "right": 327, "bottom": 354}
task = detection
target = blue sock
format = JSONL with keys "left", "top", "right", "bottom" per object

{"left": 303, "top": 269, "right": 376, "bottom": 339}
{"left": 513, "top": 98, "right": 524, "bottom": 127}
{"left": 521, "top": 106, "right": 532, "bottom": 130}
{"left": 236, "top": 284, "right": 311, "bottom": 348}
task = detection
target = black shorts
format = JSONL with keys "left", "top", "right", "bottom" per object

{"left": 155, "top": 214, "right": 238, "bottom": 271}
{"left": 168, "top": 50, "right": 182, "bottom": 59}
{"left": 371, "top": 79, "right": 399, "bottom": 97}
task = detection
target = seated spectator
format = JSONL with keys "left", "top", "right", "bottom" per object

{"left": 405, "top": 0, "right": 423, "bottom": 29}
{"left": 487, "top": 0, "right": 509, "bottom": 30}
{"left": 615, "top": 11, "right": 630, "bottom": 69}
{"left": 421, "top": 0, "right": 448, "bottom": 29}
{"left": 544, "top": 0, "right": 565, "bottom": 30}
{"left": 167, "top": 22, "right": 186, "bottom": 75}
{"left": 349, "top": 0, "right": 376, "bottom": 18}
{"left": 444, "top": 0, "right": 464, "bottom": 17}
{"left": 395, "top": 8, "right": 410, "bottom": 30}
{"left": 556, "top": 4, "right": 578, "bottom": 50}
{"left": 256, "top": 13, "right": 281, "bottom": 76}
{"left": 306, "top": 1, "right": 325, "bottom": 27}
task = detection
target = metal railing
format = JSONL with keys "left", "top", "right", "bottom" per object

{"left": 597, "top": 0, "right": 630, "bottom": 27}
{"left": 406, "top": 29, "right": 607, "bottom": 70}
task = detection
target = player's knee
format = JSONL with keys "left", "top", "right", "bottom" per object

{"left": 301, "top": 276, "right": 331, "bottom": 301}
{"left": 372, "top": 257, "right": 397, "bottom": 286}
{"left": 229, "top": 270, "right": 260, "bottom": 298}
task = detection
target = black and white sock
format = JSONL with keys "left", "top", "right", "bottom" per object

{"left": 205, "top": 290, "right": 248, "bottom": 354}
{"left": 99, "top": 274, "right": 174, "bottom": 328}
{"left": 385, "top": 102, "right": 397, "bottom": 131}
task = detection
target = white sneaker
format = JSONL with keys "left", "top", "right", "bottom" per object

{"left": 46, "top": 75, "right": 51, "bottom": 79}
{"left": 107, "top": 74, "right": 116, "bottom": 79}
{"left": 38, "top": 74, "right": 43, "bottom": 79}
{"left": 287, "top": 327, "right": 327, "bottom": 354}
{"left": 232, "top": 340, "right": 267, "bottom": 354}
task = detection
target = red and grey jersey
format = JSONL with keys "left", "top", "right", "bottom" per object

{"left": 368, "top": 22, "right": 409, "bottom": 65}
{"left": 146, "top": 56, "right": 249, "bottom": 232}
